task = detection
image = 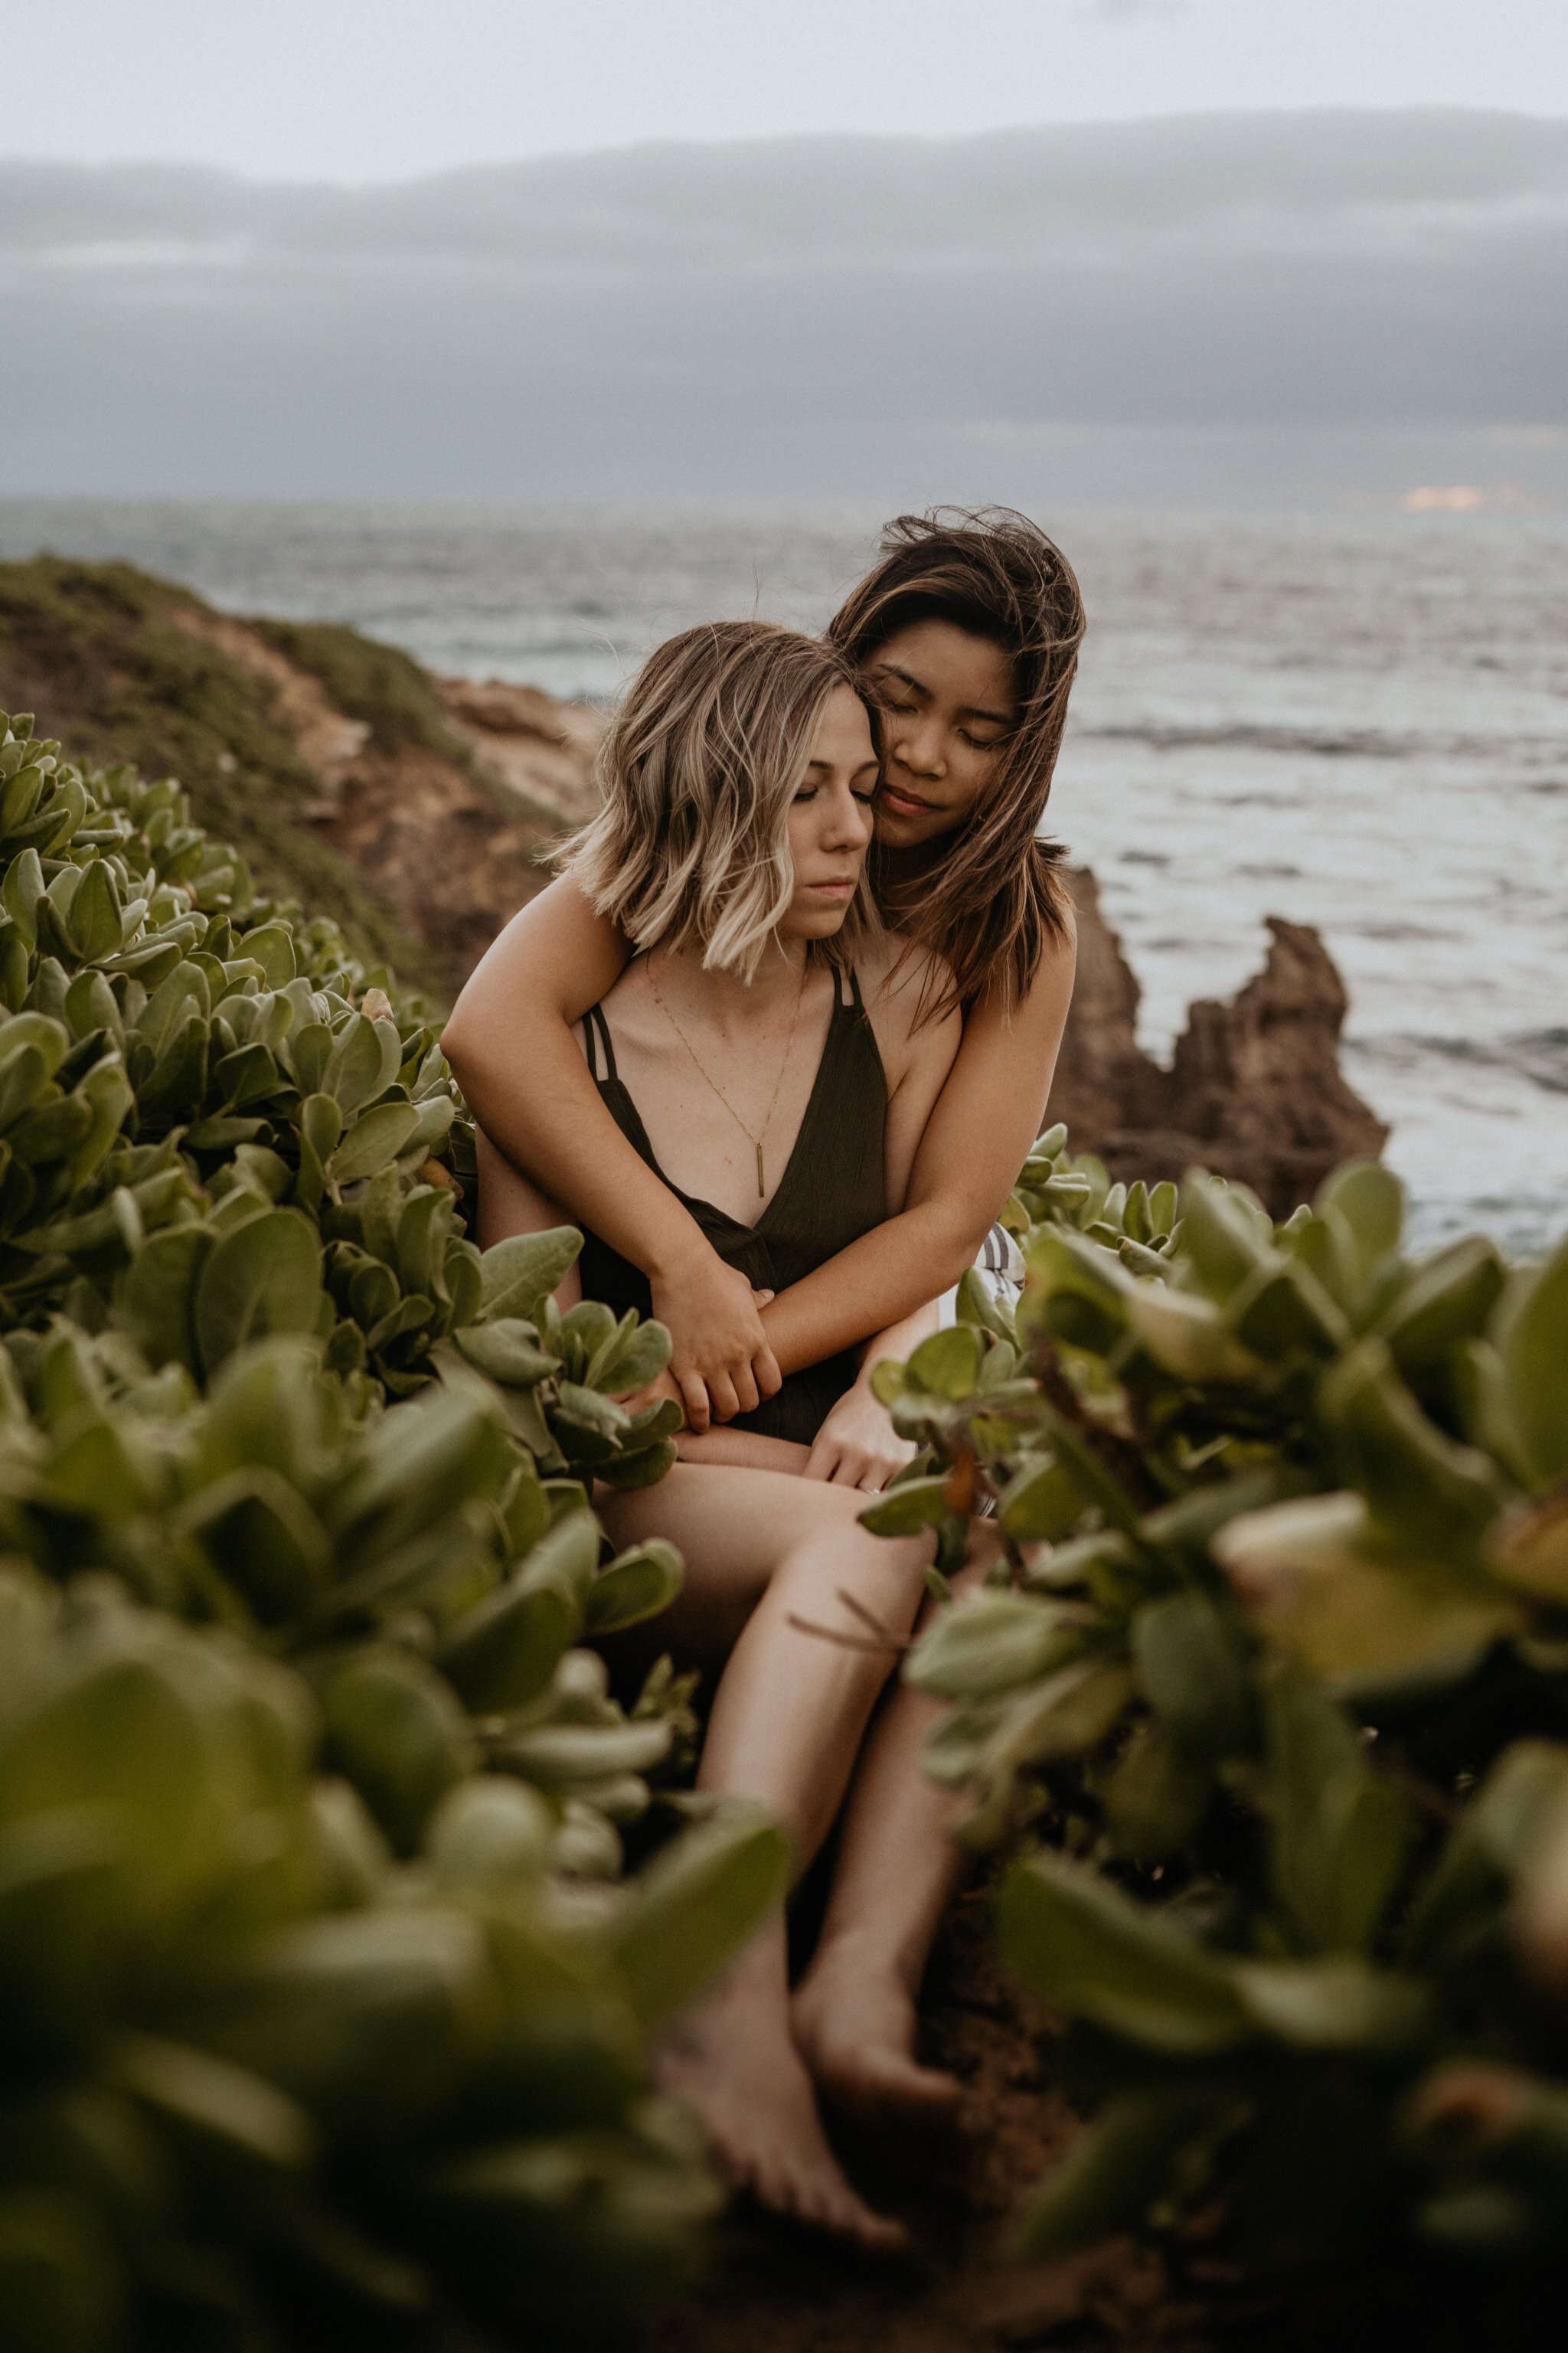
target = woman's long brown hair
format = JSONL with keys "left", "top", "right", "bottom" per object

{"left": 827, "top": 507, "right": 1085, "bottom": 1015}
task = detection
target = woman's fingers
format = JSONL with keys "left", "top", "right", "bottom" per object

{"left": 752, "top": 1345, "right": 783, "bottom": 1401}
{"left": 650, "top": 1251, "right": 775, "bottom": 1425}
{"left": 802, "top": 1433, "right": 841, "bottom": 1483}
{"left": 731, "top": 1361, "right": 762, "bottom": 1417}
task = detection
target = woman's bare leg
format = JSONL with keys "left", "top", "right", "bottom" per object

{"left": 599, "top": 1462, "right": 931, "bottom": 2250}
{"left": 793, "top": 1546, "right": 996, "bottom": 2134}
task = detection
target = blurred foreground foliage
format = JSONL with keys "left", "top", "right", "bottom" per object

{"left": 871, "top": 1130, "right": 1568, "bottom": 2285}
{"left": 0, "top": 706, "right": 788, "bottom": 2352}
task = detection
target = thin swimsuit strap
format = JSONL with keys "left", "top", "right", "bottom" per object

{"left": 582, "top": 1002, "right": 619, "bottom": 1083}
{"left": 579, "top": 962, "right": 871, "bottom": 1238}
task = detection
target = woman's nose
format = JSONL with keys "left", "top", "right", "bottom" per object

{"left": 895, "top": 717, "right": 946, "bottom": 778}
{"left": 824, "top": 783, "right": 872, "bottom": 848}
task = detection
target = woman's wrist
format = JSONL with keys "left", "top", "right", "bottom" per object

{"left": 645, "top": 1209, "right": 724, "bottom": 1289}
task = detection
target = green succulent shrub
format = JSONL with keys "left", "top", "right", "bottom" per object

{"left": 0, "top": 706, "right": 789, "bottom": 2350}
{"left": 869, "top": 1127, "right": 1568, "bottom": 2279}
{"left": 0, "top": 1564, "right": 785, "bottom": 2352}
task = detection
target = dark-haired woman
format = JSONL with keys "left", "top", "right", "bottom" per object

{"left": 447, "top": 509, "right": 1083, "bottom": 1462}
{"left": 443, "top": 508, "right": 1083, "bottom": 2197}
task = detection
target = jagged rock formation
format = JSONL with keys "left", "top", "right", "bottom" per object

{"left": 1054, "top": 869, "right": 1387, "bottom": 1215}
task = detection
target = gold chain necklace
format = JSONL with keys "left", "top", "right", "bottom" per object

{"left": 645, "top": 954, "right": 810, "bottom": 1198}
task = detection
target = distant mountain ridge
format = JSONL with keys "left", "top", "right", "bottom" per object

{"left": 4, "top": 110, "right": 1566, "bottom": 504}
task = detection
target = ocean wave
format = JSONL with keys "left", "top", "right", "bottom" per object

{"left": 1075, "top": 720, "right": 1534, "bottom": 762}
{"left": 1358, "top": 1030, "right": 1568, "bottom": 1093}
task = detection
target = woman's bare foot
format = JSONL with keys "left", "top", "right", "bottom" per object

{"left": 658, "top": 1974, "right": 906, "bottom": 2253}
{"left": 793, "top": 1942, "right": 962, "bottom": 2136}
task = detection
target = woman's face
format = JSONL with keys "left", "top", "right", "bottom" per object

{"left": 865, "top": 619, "right": 1017, "bottom": 851}
{"left": 780, "top": 685, "right": 877, "bottom": 943}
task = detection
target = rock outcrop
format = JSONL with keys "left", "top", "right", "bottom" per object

{"left": 168, "top": 623, "right": 603, "bottom": 993}
{"left": 1053, "top": 868, "right": 1387, "bottom": 1215}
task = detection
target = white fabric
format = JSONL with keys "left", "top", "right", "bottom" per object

{"left": 938, "top": 1220, "right": 1025, "bottom": 1328}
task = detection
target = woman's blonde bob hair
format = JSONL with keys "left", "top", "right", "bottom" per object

{"left": 561, "top": 619, "right": 874, "bottom": 982}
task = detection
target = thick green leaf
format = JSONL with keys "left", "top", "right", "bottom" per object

{"left": 479, "top": 1227, "right": 584, "bottom": 1324}
{"left": 1214, "top": 1489, "right": 1523, "bottom": 1685}
{"left": 1319, "top": 1339, "right": 1504, "bottom": 1557}
{"left": 609, "top": 1805, "right": 790, "bottom": 2030}
{"left": 1132, "top": 1591, "right": 1255, "bottom": 1760}
{"left": 423, "top": 1776, "right": 554, "bottom": 1890}
{"left": 1180, "top": 1177, "right": 1275, "bottom": 1303}
{"left": 583, "top": 1539, "right": 684, "bottom": 1635}
{"left": 321, "top": 1652, "right": 474, "bottom": 1857}
{"left": 1318, "top": 1159, "right": 1403, "bottom": 1271}
{"left": 1498, "top": 1234, "right": 1568, "bottom": 1490}
{"left": 1011, "top": 2088, "right": 1230, "bottom": 2260}
{"left": 329, "top": 1101, "right": 422, "bottom": 1185}
{"left": 114, "top": 1225, "right": 211, "bottom": 1374}
{"left": 109, "top": 2032, "right": 315, "bottom": 2172}
{"left": 906, "top": 1593, "right": 1089, "bottom": 1699}
{"left": 858, "top": 1474, "right": 951, "bottom": 1537}
{"left": 194, "top": 1210, "right": 324, "bottom": 1374}
{"left": 1261, "top": 1665, "right": 1413, "bottom": 1954}
{"left": 1125, "top": 1283, "right": 1263, "bottom": 1384}
{"left": 906, "top": 1325, "right": 983, "bottom": 1400}
{"left": 998, "top": 1852, "right": 1249, "bottom": 2053}
{"left": 439, "top": 1515, "right": 601, "bottom": 1711}
{"left": 456, "top": 1319, "right": 560, "bottom": 1389}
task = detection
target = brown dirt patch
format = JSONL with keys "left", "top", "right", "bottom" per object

{"left": 652, "top": 1892, "right": 1563, "bottom": 2353}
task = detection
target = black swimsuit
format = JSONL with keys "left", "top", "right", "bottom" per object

{"left": 577, "top": 965, "right": 887, "bottom": 1444}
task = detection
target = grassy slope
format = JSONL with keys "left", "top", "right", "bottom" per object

{"left": 0, "top": 557, "right": 446, "bottom": 995}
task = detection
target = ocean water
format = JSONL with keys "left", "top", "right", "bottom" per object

{"left": 2, "top": 498, "right": 1564, "bottom": 1255}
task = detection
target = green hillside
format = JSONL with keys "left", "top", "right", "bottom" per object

{"left": 0, "top": 557, "right": 450, "bottom": 994}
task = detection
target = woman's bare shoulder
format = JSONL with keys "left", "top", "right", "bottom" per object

{"left": 855, "top": 932, "right": 962, "bottom": 1080}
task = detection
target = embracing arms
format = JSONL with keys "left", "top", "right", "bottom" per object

{"left": 442, "top": 878, "right": 1077, "bottom": 1427}
{"left": 442, "top": 879, "right": 783, "bottom": 1427}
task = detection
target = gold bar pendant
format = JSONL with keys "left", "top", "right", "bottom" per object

{"left": 756, "top": 1144, "right": 766, "bottom": 1196}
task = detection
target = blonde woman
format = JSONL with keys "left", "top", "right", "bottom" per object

{"left": 479, "top": 622, "right": 963, "bottom": 2248}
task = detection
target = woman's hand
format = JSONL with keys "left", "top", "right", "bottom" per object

{"left": 648, "top": 1247, "right": 782, "bottom": 1433}
{"left": 802, "top": 1377, "right": 916, "bottom": 1492}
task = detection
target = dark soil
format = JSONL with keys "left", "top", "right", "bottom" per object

{"left": 652, "top": 1891, "right": 1568, "bottom": 2353}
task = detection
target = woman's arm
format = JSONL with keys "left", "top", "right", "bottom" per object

{"left": 801, "top": 1296, "right": 939, "bottom": 1489}
{"left": 442, "top": 877, "right": 781, "bottom": 1428}
{"left": 759, "top": 921, "right": 1077, "bottom": 1378}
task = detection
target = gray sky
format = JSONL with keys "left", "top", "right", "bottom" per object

{"left": 6, "top": 0, "right": 1568, "bottom": 182}
{"left": 5, "top": 110, "right": 1565, "bottom": 505}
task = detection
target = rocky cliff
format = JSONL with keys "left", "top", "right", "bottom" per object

{"left": 0, "top": 559, "right": 602, "bottom": 999}
{"left": 0, "top": 559, "right": 1385, "bottom": 1208}
{"left": 1054, "top": 868, "right": 1387, "bottom": 1215}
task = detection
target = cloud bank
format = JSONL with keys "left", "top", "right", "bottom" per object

{"left": 3, "top": 110, "right": 1566, "bottom": 503}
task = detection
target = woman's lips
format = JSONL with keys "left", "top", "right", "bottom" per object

{"left": 806, "top": 879, "right": 857, "bottom": 897}
{"left": 879, "top": 782, "right": 932, "bottom": 818}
